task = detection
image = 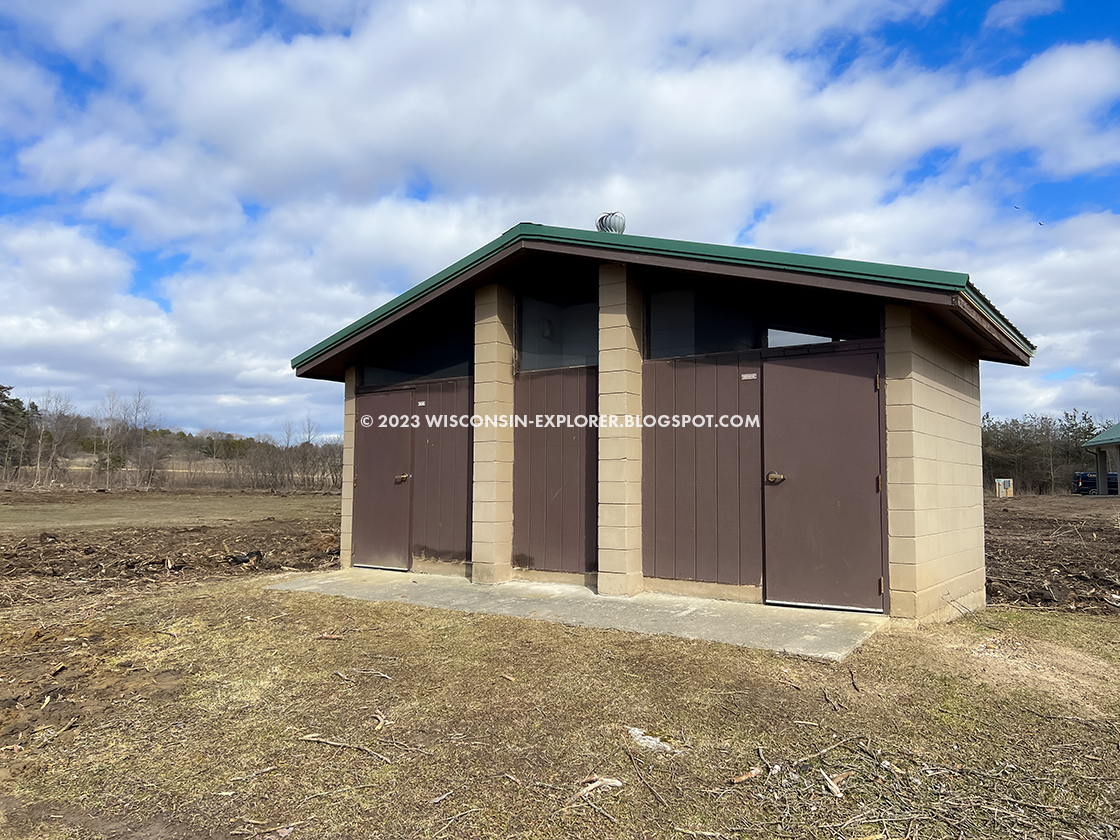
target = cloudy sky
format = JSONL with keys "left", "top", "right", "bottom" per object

{"left": 1, "top": 0, "right": 1117, "bottom": 438}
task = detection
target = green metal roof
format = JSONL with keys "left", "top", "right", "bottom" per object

{"left": 1083, "top": 422, "right": 1120, "bottom": 449}
{"left": 292, "top": 222, "right": 1034, "bottom": 371}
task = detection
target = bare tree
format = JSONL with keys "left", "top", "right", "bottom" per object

{"left": 320, "top": 434, "right": 343, "bottom": 490}
{"left": 127, "top": 388, "right": 154, "bottom": 487}
{"left": 31, "top": 391, "right": 77, "bottom": 487}
{"left": 94, "top": 389, "right": 129, "bottom": 489}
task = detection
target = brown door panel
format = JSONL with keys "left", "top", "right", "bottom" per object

{"left": 353, "top": 390, "right": 414, "bottom": 570}
{"left": 642, "top": 354, "right": 763, "bottom": 586}
{"left": 409, "top": 380, "right": 473, "bottom": 562}
{"left": 762, "top": 352, "right": 884, "bottom": 611}
{"left": 512, "top": 368, "right": 597, "bottom": 574}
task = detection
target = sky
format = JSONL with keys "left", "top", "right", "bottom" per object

{"left": 1, "top": 0, "right": 1118, "bottom": 439}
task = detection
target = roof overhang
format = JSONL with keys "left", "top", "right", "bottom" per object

{"left": 293, "top": 223, "right": 1034, "bottom": 381}
{"left": 1083, "top": 422, "right": 1120, "bottom": 450}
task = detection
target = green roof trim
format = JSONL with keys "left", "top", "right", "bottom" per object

{"left": 1083, "top": 421, "right": 1120, "bottom": 449}
{"left": 959, "top": 284, "right": 1035, "bottom": 357}
{"left": 292, "top": 222, "right": 1033, "bottom": 370}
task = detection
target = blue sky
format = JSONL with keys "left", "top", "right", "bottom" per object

{"left": 1, "top": 0, "right": 1119, "bottom": 437}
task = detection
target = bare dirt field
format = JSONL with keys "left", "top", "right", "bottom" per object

{"left": 1, "top": 491, "right": 1118, "bottom": 840}
{"left": 0, "top": 489, "right": 341, "bottom": 608}
{"left": 985, "top": 494, "right": 1120, "bottom": 612}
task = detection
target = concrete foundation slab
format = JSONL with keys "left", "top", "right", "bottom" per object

{"left": 267, "top": 569, "right": 888, "bottom": 661}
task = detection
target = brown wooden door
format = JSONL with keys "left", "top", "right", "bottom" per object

{"left": 409, "top": 380, "right": 473, "bottom": 562}
{"left": 642, "top": 354, "right": 763, "bottom": 585}
{"left": 762, "top": 351, "right": 884, "bottom": 611}
{"left": 513, "top": 368, "right": 597, "bottom": 573}
{"left": 353, "top": 390, "right": 414, "bottom": 570}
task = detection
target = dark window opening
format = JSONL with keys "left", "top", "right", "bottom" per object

{"left": 765, "top": 304, "right": 879, "bottom": 347}
{"left": 646, "top": 272, "right": 881, "bottom": 359}
{"left": 519, "top": 296, "right": 597, "bottom": 371}
{"left": 648, "top": 289, "right": 762, "bottom": 359}
{"left": 360, "top": 327, "right": 472, "bottom": 389}
{"left": 766, "top": 329, "right": 833, "bottom": 348}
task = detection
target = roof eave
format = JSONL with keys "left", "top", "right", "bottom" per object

{"left": 945, "top": 287, "right": 1034, "bottom": 366}
{"left": 1083, "top": 422, "right": 1120, "bottom": 449}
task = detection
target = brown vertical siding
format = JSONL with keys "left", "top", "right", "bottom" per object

{"left": 673, "top": 361, "right": 698, "bottom": 580}
{"left": 513, "top": 367, "right": 598, "bottom": 573}
{"left": 646, "top": 361, "right": 675, "bottom": 580}
{"left": 715, "top": 360, "right": 745, "bottom": 583}
{"left": 642, "top": 353, "right": 763, "bottom": 585}
{"left": 410, "top": 378, "right": 473, "bottom": 562}
{"left": 694, "top": 360, "right": 719, "bottom": 581}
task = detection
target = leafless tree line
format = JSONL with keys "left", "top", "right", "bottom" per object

{"left": 5, "top": 384, "right": 1110, "bottom": 496}
{"left": 1, "top": 385, "right": 341, "bottom": 492}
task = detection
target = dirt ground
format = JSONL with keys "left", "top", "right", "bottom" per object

{"left": 0, "top": 489, "right": 341, "bottom": 609}
{"left": 984, "top": 494, "right": 1120, "bottom": 612}
{"left": 0, "top": 490, "right": 1118, "bottom": 839}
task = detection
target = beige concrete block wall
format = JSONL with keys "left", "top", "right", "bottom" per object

{"left": 340, "top": 366, "right": 356, "bottom": 568}
{"left": 597, "top": 262, "right": 644, "bottom": 596}
{"left": 470, "top": 284, "right": 515, "bottom": 584}
{"left": 885, "top": 305, "right": 985, "bottom": 621}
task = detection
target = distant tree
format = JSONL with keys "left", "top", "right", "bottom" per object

{"left": 1, "top": 385, "right": 32, "bottom": 481}
{"left": 982, "top": 409, "right": 1110, "bottom": 494}
{"left": 127, "top": 388, "right": 153, "bottom": 486}
{"left": 31, "top": 391, "right": 77, "bottom": 486}
{"left": 93, "top": 389, "right": 129, "bottom": 488}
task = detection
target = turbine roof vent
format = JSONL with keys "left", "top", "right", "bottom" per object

{"left": 596, "top": 211, "right": 626, "bottom": 234}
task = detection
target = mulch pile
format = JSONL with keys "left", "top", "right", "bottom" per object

{"left": 985, "top": 498, "right": 1120, "bottom": 612}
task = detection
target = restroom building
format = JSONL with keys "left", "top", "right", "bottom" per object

{"left": 293, "top": 223, "right": 1032, "bottom": 621}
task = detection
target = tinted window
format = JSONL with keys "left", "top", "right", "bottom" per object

{"left": 649, "top": 289, "right": 761, "bottom": 359}
{"left": 520, "top": 297, "right": 597, "bottom": 371}
{"left": 361, "top": 328, "right": 472, "bottom": 388}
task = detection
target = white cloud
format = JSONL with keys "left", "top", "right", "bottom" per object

{"left": 0, "top": 0, "right": 1118, "bottom": 435}
{"left": 0, "top": 222, "right": 132, "bottom": 312}
{"left": 0, "top": 0, "right": 217, "bottom": 53}
{"left": 0, "top": 51, "right": 60, "bottom": 140}
{"left": 983, "top": 0, "right": 1062, "bottom": 31}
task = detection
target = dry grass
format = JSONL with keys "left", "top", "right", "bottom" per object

{"left": 3, "top": 492, "right": 1119, "bottom": 839}
{"left": 3, "top": 575, "right": 1119, "bottom": 840}
{"left": 0, "top": 488, "right": 338, "bottom": 533}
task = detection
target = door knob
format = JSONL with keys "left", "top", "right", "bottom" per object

{"left": 766, "top": 470, "right": 785, "bottom": 484}
{"left": 395, "top": 473, "right": 411, "bottom": 483}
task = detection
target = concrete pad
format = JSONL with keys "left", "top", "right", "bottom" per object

{"left": 268, "top": 568, "right": 889, "bottom": 661}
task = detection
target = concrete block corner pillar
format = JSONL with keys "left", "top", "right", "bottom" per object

{"left": 471, "top": 283, "right": 515, "bottom": 584}
{"left": 340, "top": 365, "right": 356, "bottom": 568}
{"left": 884, "top": 303, "right": 985, "bottom": 621}
{"left": 597, "top": 262, "right": 644, "bottom": 596}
